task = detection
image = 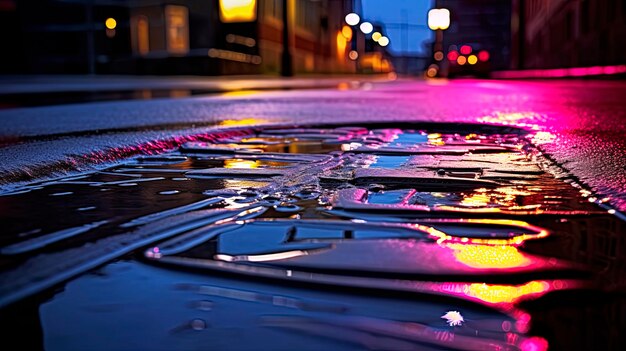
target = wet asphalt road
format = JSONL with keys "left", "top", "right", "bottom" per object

{"left": 0, "top": 78, "right": 625, "bottom": 213}
{"left": 1, "top": 77, "right": 626, "bottom": 350}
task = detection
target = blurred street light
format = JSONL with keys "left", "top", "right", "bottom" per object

{"left": 460, "top": 45, "right": 472, "bottom": 55}
{"left": 105, "top": 18, "right": 116, "bottom": 30}
{"left": 429, "top": 8, "right": 450, "bottom": 77}
{"left": 427, "top": 8, "right": 450, "bottom": 30}
{"left": 345, "top": 13, "right": 360, "bottom": 26}
{"left": 378, "top": 36, "right": 389, "bottom": 47}
{"left": 372, "top": 32, "right": 382, "bottom": 42}
{"left": 359, "top": 22, "right": 373, "bottom": 34}
{"left": 478, "top": 50, "right": 490, "bottom": 62}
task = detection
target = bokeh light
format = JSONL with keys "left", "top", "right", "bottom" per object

{"left": 478, "top": 50, "right": 490, "bottom": 61}
{"left": 460, "top": 45, "right": 472, "bottom": 55}
{"left": 359, "top": 22, "right": 373, "bottom": 34}
{"left": 105, "top": 18, "right": 117, "bottom": 30}
{"left": 345, "top": 13, "right": 360, "bottom": 26}
{"left": 447, "top": 50, "right": 459, "bottom": 61}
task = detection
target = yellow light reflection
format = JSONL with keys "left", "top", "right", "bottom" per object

{"left": 372, "top": 31, "right": 382, "bottom": 42}
{"left": 446, "top": 243, "right": 531, "bottom": 269}
{"left": 221, "top": 89, "right": 262, "bottom": 97}
{"left": 223, "top": 159, "right": 260, "bottom": 169}
{"left": 459, "top": 186, "right": 537, "bottom": 209}
{"left": 531, "top": 131, "right": 557, "bottom": 145}
{"left": 460, "top": 193, "right": 491, "bottom": 207}
{"left": 464, "top": 281, "right": 550, "bottom": 304}
{"left": 219, "top": 0, "right": 257, "bottom": 23}
{"left": 415, "top": 219, "right": 549, "bottom": 245}
{"left": 218, "top": 118, "right": 265, "bottom": 127}
{"left": 478, "top": 112, "right": 537, "bottom": 127}
{"left": 467, "top": 54, "right": 478, "bottom": 65}
{"left": 427, "top": 133, "right": 444, "bottom": 145}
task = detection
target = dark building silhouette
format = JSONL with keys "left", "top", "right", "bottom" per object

{"left": 433, "top": 0, "right": 512, "bottom": 76}
{"left": 1, "top": 0, "right": 359, "bottom": 75}
{"left": 512, "top": 0, "right": 626, "bottom": 69}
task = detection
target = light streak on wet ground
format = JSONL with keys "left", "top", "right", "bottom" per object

{"left": 1, "top": 123, "right": 624, "bottom": 350}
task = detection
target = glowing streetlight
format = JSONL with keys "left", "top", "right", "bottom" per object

{"left": 359, "top": 22, "right": 373, "bottom": 34}
{"left": 378, "top": 36, "right": 389, "bottom": 47}
{"left": 105, "top": 18, "right": 117, "bottom": 30}
{"left": 427, "top": 8, "right": 450, "bottom": 30}
{"left": 345, "top": 13, "right": 360, "bottom": 26}
{"left": 371, "top": 31, "right": 382, "bottom": 42}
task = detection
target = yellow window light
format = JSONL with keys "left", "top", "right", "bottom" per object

{"left": 341, "top": 25, "right": 353, "bottom": 40}
{"left": 219, "top": 0, "right": 257, "bottom": 23}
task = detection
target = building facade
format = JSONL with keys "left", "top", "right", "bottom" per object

{"left": 512, "top": 0, "right": 626, "bottom": 69}
{"left": 434, "top": 0, "right": 512, "bottom": 75}
{"left": 1, "top": 0, "right": 358, "bottom": 75}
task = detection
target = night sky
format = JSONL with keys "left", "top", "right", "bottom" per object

{"left": 362, "top": 0, "right": 434, "bottom": 55}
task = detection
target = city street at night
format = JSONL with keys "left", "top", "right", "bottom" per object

{"left": 1, "top": 1, "right": 626, "bottom": 351}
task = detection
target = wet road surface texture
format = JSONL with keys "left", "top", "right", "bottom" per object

{"left": 1, "top": 123, "right": 624, "bottom": 350}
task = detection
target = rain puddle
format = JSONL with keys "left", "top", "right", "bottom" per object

{"left": 0, "top": 124, "right": 624, "bottom": 350}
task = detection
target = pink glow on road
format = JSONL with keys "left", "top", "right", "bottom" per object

{"left": 520, "top": 336, "right": 549, "bottom": 351}
{"left": 493, "top": 64, "right": 626, "bottom": 79}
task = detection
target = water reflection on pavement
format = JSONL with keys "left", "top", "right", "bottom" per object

{"left": 0, "top": 123, "right": 624, "bottom": 350}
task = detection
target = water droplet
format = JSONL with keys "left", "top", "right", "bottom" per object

{"left": 77, "top": 206, "right": 96, "bottom": 211}
{"left": 274, "top": 204, "right": 302, "bottom": 213}
{"left": 195, "top": 300, "right": 214, "bottom": 311}
{"left": 159, "top": 190, "right": 180, "bottom": 195}
{"left": 190, "top": 319, "right": 207, "bottom": 330}
{"left": 50, "top": 192, "right": 73, "bottom": 196}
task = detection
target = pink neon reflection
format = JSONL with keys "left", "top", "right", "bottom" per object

{"left": 492, "top": 64, "right": 626, "bottom": 78}
{"left": 520, "top": 336, "right": 549, "bottom": 351}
